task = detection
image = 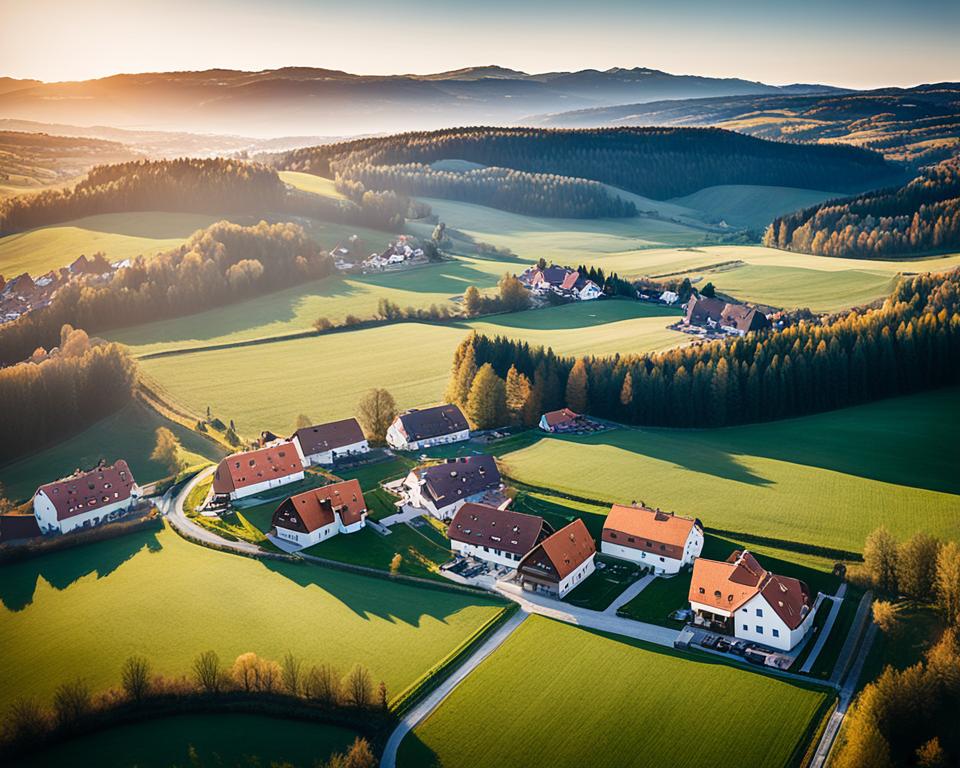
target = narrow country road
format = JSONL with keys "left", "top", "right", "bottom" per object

{"left": 801, "top": 584, "right": 848, "bottom": 674}
{"left": 379, "top": 611, "right": 528, "bottom": 768}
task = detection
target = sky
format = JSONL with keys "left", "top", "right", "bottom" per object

{"left": 2, "top": 0, "right": 958, "bottom": 88}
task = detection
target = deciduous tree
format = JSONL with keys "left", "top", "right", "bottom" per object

{"left": 466, "top": 363, "right": 507, "bottom": 429}
{"left": 565, "top": 358, "right": 588, "bottom": 412}
{"left": 356, "top": 388, "right": 397, "bottom": 445}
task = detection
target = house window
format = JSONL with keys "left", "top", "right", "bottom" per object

{"left": 610, "top": 532, "right": 617, "bottom": 539}
{"left": 772, "top": 629, "right": 780, "bottom": 638}
{"left": 742, "top": 624, "right": 748, "bottom": 631}
{"left": 756, "top": 626, "right": 763, "bottom": 634}
{"left": 756, "top": 608, "right": 763, "bottom": 617}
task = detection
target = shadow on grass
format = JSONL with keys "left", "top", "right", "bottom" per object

{"left": 0, "top": 528, "right": 163, "bottom": 611}
{"left": 395, "top": 729, "right": 441, "bottom": 768}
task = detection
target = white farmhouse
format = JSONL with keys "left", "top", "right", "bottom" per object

{"left": 688, "top": 550, "right": 817, "bottom": 652}
{"left": 212, "top": 441, "right": 305, "bottom": 501}
{"left": 386, "top": 404, "right": 470, "bottom": 451}
{"left": 518, "top": 518, "right": 596, "bottom": 598}
{"left": 601, "top": 504, "right": 703, "bottom": 575}
{"left": 33, "top": 460, "right": 141, "bottom": 535}
{"left": 402, "top": 455, "right": 502, "bottom": 521}
{"left": 447, "top": 502, "right": 554, "bottom": 568}
{"left": 292, "top": 418, "right": 369, "bottom": 466}
{"left": 271, "top": 479, "right": 367, "bottom": 548}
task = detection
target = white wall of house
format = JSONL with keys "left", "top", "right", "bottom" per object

{"left": 577, "top": 283, "right": 602, "bottom": 301}
{"left": 558, "top": 554, "right": 596, "bottom": 597}
{"left": 296, "top": 437, "right": 369, "bottom": 467}
{"left": 275, "top": 519, "right": 339, "bottom": 548}
{"left": 734, "top": 593, "right": 817, "bottom": 651}
{"left": 33, "top": 487, "right": 140, "bottom": 535}
{"left": 451, "top": 539, "right": 523, "bottom": 568}
{"left": 387, "top": 424, "right": 469, "bottom": 451}
{"left": 601, "top": 526, "right": 703, "bottom": 575}
{"left": 337, "top": 511, "right": 367, "bottom": 535}
{"left": 230, "top": 471, "right": 304, "bottom": 501}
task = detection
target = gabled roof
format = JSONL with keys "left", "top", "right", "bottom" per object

{"left": 271, "top": 479, "right": 367, "bottom": 533}
{"left": 685, "top": 295, "right": 726, "bottom": 325}
{"left": 761, "top": 574, "right": 813, "bottom": 629}
{"left": 293, "top": 418, "right": 366, "bottom": 457}
{"left": 602, "top": 504, "right": 701, "bottom": 560}
{"left": 213, "top": 442, "right": 303, "bottom": 495}
{"left": 447, "top": 502, "right": 553, "bottom": 556}
{"left": 542, "top": 408, "right": 579, "bottom": 427}
{"left": 36, "top": 460, "right": 137, "bottom": 521}
{"left": 416, "top": 455, "right": 501, "bottom": 509}
{"left": 395, "top": 404, "right": 468, "bottom": 442}
{"left": 519, "top": 518, "right": 596, "bottom": 581}
{"left": 721, "top": 303, "right": 771, "bottom": 333}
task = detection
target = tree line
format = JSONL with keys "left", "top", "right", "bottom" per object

{"left": 0, "top": 327, "right": 136, "bottom": 462}
{"left": 275, "top": 126, "right": 891, "bottom": 202}
{"left": 764, "top": 157, "right": 960, "bottom": 258}
{"left": 447, "top": 270, "right": 960, "bottom": 429}
{"left": 0, "top": 158, "right": 285, "bottom": 235}
{"left": 0, "top": 220, "right": 334, "bottom": 366}
{"left": 1, "top": 649, "right": 385, "bottom": 767}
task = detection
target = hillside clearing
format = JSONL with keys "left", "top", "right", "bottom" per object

{"left": 399, "top": 616, "right": 830, "bottom": 768}
{"left": 669, "top": 185, "right": 839, "bottom": 230}
{"left": 279, "top": 170, "right": 348, "bottom": 200}
{"left": 0, "top": 524, "right": 506, "bottom": 711}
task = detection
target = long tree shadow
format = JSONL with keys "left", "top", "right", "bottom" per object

{"left": 0, "top": 528, "right": 163, "bottom": 612}
{"left": 394, "top": 729, "right": 442, "bottom": 768}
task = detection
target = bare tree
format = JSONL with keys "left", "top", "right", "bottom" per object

{"left": 305, "top": 663, "right": 341, "bottom": 707}
{"left": 121, "top": 656, "right": 152, "bottom": 703}
{"left": 5, "top": 697, "right": 48, "bottom": 743}
{"left": 193, "top": 650, "right": 225, "bottom": 694}
{"left": 344, "top": 664, "right": 373, "bottom": 708}
{"left": 281, "top": 652, "right": 303, "bottom": 696}
{"left": 52, "top": 679, "right": 91, "bottom": 728}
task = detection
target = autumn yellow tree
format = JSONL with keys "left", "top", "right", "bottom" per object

{"left": 565, "top": 358, "right": 588, "bottom": 412}
{"left": 466, "top": 363, "right": 507, "bottom": 429}
{"left": 505, "top": 365, "right": 532, "bottom": 424}
{"left": 150, "top": 427, "right": 184, "bottom": 476}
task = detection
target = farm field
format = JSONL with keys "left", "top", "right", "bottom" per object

{"left": 499, "top": 388, "right": 960, "bottom": 555}
{"left": 0, "top": 401, "right": 225, "bottom": 503}
{"left": 398, "top": 616, "right": 831, "bottom": 768}
{"left": 137, "top": 301, "right": 684, "bottom": 436}
{"left": 19, "top": 714, "right": 358, "bottom": 768}
{"left": 279, "top": 170, "right": 348, "bottom": 200}
{"left": 668, "top": 185, "right": 839, "bottom": 230}
{"left": 0, "top": 523, "right": 507, "bottom": 711}
{"left": 0, "top": 212, "right": 223, "bottom": 277}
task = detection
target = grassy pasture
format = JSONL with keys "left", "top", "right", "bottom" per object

{"left": 0, "top": 212, "right": 222, "bottom": 277}
{"left": 137, "top": 302, "right": 684, "bottom": 436}
{"left": 0, "top": 401, "right": 224, "bottom": 503}
{"left": 669, "top": 185, "right": 839, "bottom": 230}
{"left": 0, "top": 524, "right": 506, "bottom": 711}
{"left": 279, "top": 170, "right": 348, "bottom": 200}
{"left": 499, "top": 388, "right": 960, "bottom": 555}
{"left": 399, "top": 616, "right": 831, "bottom": 768}
{"left": 19, "top": 714, "right": 358, "bottom": 768}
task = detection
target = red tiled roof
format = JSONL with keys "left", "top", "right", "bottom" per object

{"left": 602, "top": 504, "right": 700, "bottom": 560}
{"left": 543, "top": 408, "right": 579, "bottom": 427}
{"left": 271, "top": 479, "right": 367, "bottom": 533}
{"left": 36, "top": 460, "right": 137, "bottom": 521}
{"left": 213, "top": 442, "right": 303, "bottom": 495}
{"left": 520, "top": 518, "right": 596, "bottom": 581}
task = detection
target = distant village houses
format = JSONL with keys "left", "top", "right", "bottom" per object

{"left": 688, "top": 550, "right": 817, "bottom": 652}
{"left": 386, "top": 404, "right": 470, "bottom": 451}
{"left": 0, "top": 254, "right": 118, "bottom": 325}
{"left": 539, "top": 408, "right": 582, "bottom": 433}
{"left": 402, "top": 455, "right": 502, "bottom": 521}
{"left": 271, "top": 479, "right": 367, "bottom": 548}
{"left": 519, "top": 264, "right": 602, "bottom": 301}
{"left": 518, "top": 518, "right": 597, "bottom": 598}
{"left": 292, "top": 417, "right": 368, "bottom": 466}
{"left": 212, "top": 442, "right": 305, "bottom": 501}
{"left": 33, "top": 459, "right": 140, "bottom": 535}
{"left": 601, "top": 504, "right": 703, "bottom": 575}
{"left": 683, "top": 295, "right": 771, "bottom": 336}
{"left": 361, "top": 235, "right": 426, "bottom": 272}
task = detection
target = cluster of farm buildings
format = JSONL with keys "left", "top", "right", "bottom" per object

{"left": 332, "top": 235, "right": 428, "bottom": 273}
{"left": 15, "top": 401, "right": 817, "bottom": 654}
{"left": 0, "top": 254, "right": 120, "bottom": 324}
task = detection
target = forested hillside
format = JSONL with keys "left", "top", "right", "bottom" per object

{"left": 764, "top": 158, "right": 960, "bottom": 258}
{"left": 277, "top": 127, "right": 892, "bottom": 206}
{"left": 0, "top": 220, "right": 333, "bottom": 366}
{"left": 0, "top": 158, "right": 285, "bottom": 235}
{"left": 450, "top": 270, "right": 960, "bottom": 429}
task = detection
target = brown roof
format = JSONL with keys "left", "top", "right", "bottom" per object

{"left": 36, "top": 460, "right": 137, "bottom": 521}
{"left": 685, "top": 295, "right": 726, "bottom": 325}
{"left": 602, "top": 504, "right": 700, "bottom": 560}
{"left": 761, "top": 574, "right": 813, "bottom": 629}
{"left": 213, "top": 442, "right": 303, "bottom": 495}
{"left": 418, "top": 456, "right": 501, "bottom": 508}
{"left": 293, "top": 418, "right": 366, "bottom": 457}
{"left": 447, "top": 503, "right": 553, "bottom": 556}
{"left": 543, "top": 408, "right": 580, "bottom": 427}
{"left": 721, "top": 303, "right": 771, "bottom": 333}
{"left": 396, "top": 404, "right": 468, "bottom": 442}
{"left": 519, "top": 518, "right": 596, "bottom": 582}
{"left": 272, "top": 479, "right": 367, "bottom": 533}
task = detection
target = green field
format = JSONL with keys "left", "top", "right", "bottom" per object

{"left": 0, "top": 402, "right": 225, "bottom": 503}
{"left": 0, "top": 524, "right": 505, "bottom": 711}
{"left": 669, "top": 185, "right": 838, "bottom": 230}
{"left": 19, "top": 714, "right": 358, "bottom": 768}
{"left": 137, "top": 302, "right": 684, "bottom": 436}
{"left": 399, "top": 616, "right": 831, "bottom": 768}
{"left": 0, "top": 212, "right": 223, "bottom": 277}
{"left": 499, "top": 388, "right": 960, "bottom": 555}
{"left": 280, "top": 170, "right": 349, "bottom": 200}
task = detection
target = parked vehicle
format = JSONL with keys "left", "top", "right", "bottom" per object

{"left": 730, "top": 640, "right": 749, "bottom": 656}
{"left": 715, "top": 639, "right": 731, "bottom": 653}
{"left": 699, "top": 634, "right": 718, "bottom": 649}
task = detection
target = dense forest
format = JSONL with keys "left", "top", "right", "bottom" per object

{"left": 0, "top": 158, "right": 285, "bottom": 234}
{"left": 449, "top": 271, "right": 960, "bottom": 429}
{"left": 764, "top": 158, "right": 960, "bottom": 257}
{"left": 276, "top": 127, "right": 893, "bottom": 203}
{"left": 0, "top": 220, "right": 333, "bottom": 366}
{"left": 0, "top": 327, "right": 136, "bottom": 461}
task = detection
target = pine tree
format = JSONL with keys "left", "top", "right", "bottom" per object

{"left": 466, "top": 364, "right": 507, "bottom": 429}
{"left": 505, "top": 365, "right": 531, "bottom": 425}
{"left": 620, "top": 371, "right": 633, "bottom": 407}
{"left": 449, "top": 344, "right": 477, "bottom": 406}
{"left": 565, "top": 358, "right": 588, "bottom": 412}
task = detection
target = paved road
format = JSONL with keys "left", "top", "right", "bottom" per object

{"left": 801, "top": 583, "right": 848, "bottom": 674}
{"left": 604, "top": 572, "right": 656, "bottom": 615}
{"left": 379, "top": 611, "right": 528, "bottom": 768}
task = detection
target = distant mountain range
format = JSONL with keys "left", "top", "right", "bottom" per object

{"left": 0, "top": 66, "right": 843, "bottom": 137}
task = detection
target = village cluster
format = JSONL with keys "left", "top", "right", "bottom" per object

{"left": 16, "top": 399, "right": 819, "bottom": 666}
{"left": 0, "top": 254, "right": 121, "bottom": 324}
{"left": 331, "top": 234, "right": 429, "bottom": 273}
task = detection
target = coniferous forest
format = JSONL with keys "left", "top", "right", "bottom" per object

{"left": 276, "top": 126, "right": 893, "bottom": 208}
{"left": 449, "top": 271, "right": 960, "bottom": 429}
{"left": 765, "top": 157, "right": 960, "bottom": 258}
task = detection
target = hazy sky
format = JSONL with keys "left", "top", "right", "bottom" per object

{"left": 2, "top": 0, "right": 958, "bottom": 88}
